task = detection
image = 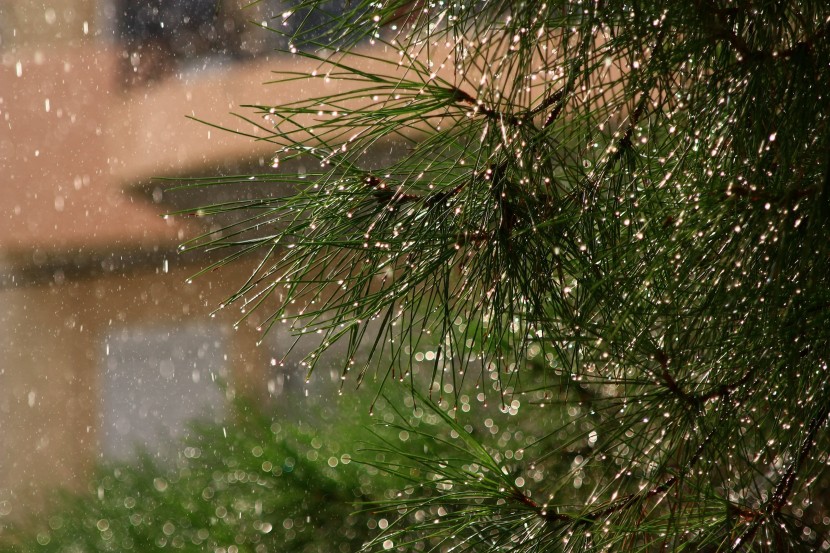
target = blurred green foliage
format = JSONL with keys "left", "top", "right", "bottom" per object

{"left": 0, "top": 374, "right": 578, "bottom": 553}
{"left": 0, "top": 397, "right": 381, "bottom": 553}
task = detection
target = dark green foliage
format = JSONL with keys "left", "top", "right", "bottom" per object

{"left": 1, "top": 400, "right": 376, "bottom": 553}
{"left": 177, "top": 1, "right": 830, "bottom": 551}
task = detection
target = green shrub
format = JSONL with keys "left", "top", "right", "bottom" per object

{"left": 1, "top": 398, "right": 379, "bottom": 553}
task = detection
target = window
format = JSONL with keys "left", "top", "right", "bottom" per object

{"left": 115, "top": 0, "right": 347, "bottom": 86}
{"left": 100, "top": 324, "right": 227, "bottom": 459}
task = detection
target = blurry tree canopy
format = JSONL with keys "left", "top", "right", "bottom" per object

{"left": 181, "top": 1, "right": 830, "bottom": 551}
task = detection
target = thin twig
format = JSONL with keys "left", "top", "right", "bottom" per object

{"left": 731, "top": 401, "right": 830, "bottom": 551}
{"left": 450, "top": 87, "right": 524, "bottom": 127}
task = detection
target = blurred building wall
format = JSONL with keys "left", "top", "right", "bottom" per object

{"left": 0, "top": 0, "right": 319, "bottom": 521}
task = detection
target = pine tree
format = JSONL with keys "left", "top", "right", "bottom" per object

{"left": 182, "top": 1, "right": 830, "bottom": 551}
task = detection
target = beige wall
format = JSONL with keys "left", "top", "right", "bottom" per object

{"left": 0, "top": 258, "right": 275, "bottom": 517}
{"left": 0, "top": 0, "right": 286, "bottom": 516}
{"left": 0, "top": 0, "right": 99, "bottom": 48}
{"left": 0, "top": 0, "right": 402, "bottom": 523}
{"left": 0, "top": 40, "right": 188, "bottom": 255}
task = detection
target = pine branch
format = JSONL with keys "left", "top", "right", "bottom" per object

{"left": 731, "top": 400, "right": 830, "bottom": 551}
{"left": 580, "top": 414, "right": 719, "bottom": 523}
{"left": 505, "top": 410, "right": 721, "bottom": 529}
{"left": 655, "top": 349, "right": 756, "bottom": 409}
{"left": 692, "top": 0, "right": 830, "bottom": 62}
{"left": 181, "top": 2, "right": 830, "bottom": 551}
{"left": 449, "top": 86, "right": 525, "bottom": 128}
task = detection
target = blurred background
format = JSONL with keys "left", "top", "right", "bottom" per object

{"left": 0, "top": 0, "right": 349, "bottom": 520}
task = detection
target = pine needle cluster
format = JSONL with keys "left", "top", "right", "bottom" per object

{"left": 181, "top": 1, "right": 830, "bottom": 551}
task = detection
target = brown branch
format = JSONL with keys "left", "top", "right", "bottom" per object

{"left": 694, "top": 368, "right": 754, "bottom": 404}
{"left": 511, "top": 419, "right": 719, "bottom": 528}
{"left": 583, "top": 423, "right": 716, "bottom": 522}
{"left": 424, "top": 182, "right": 467, "bottom": 208}
{"left": 605, "top": 84, "right": 650, "bottom": 166}
{"left": 731, "top": 401, "right": 830, "bottom": 551}
{"left": 654, "top": 348, "right": 701, "bottom": 408}
{"left": 542, "top": 95, "right": 567, "bottom": 130}
{"left": 725, "top": 184, "right": 818, "bottom": 206}
{"left": 659, "top": 368, "right": 701, "bottom": 408}
{"left": 770, "top": 19, "right": 830, "bottom": 59}
{"left": 770, "top": 409, "right": 829, "bottom": 511}
{"left": 690, "top": 0, "right": 766, "bottom": 62}
{"left": 819, "top": 145, "right": 830, "bottom": 219}
{"left": 654, "top": 348, "right": 755, "bottom": 408}
{"left": 603, "top": 28, "right": 666, "bottom": 167}
{"left": 693, "top": 1, "right": 830, "bottom": 62}
{"left": 531, "top": 86, "right": 566, "bottom": 117}
{"left": 708, "top": 26, "right": 759, "bottom": 61}
{"left": 453, "top": 83, "right": 570, "bottom": 131}
{"left": 363, "top": 174, "right": 466, "bottom": 208}
{"left": 587, "top": 475, "right": 679, "bottom": 523}
{"left": 510, "top": 490, "right": 576, "bottom": 524}
{"left": 449, "top": 87, "right": 524, "bottom": 127}
{"left": 529, "top": 86, "right": 568, "bottom": 130}
{"left": 364, "top": 175, "right": 419, "bottom": 205}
